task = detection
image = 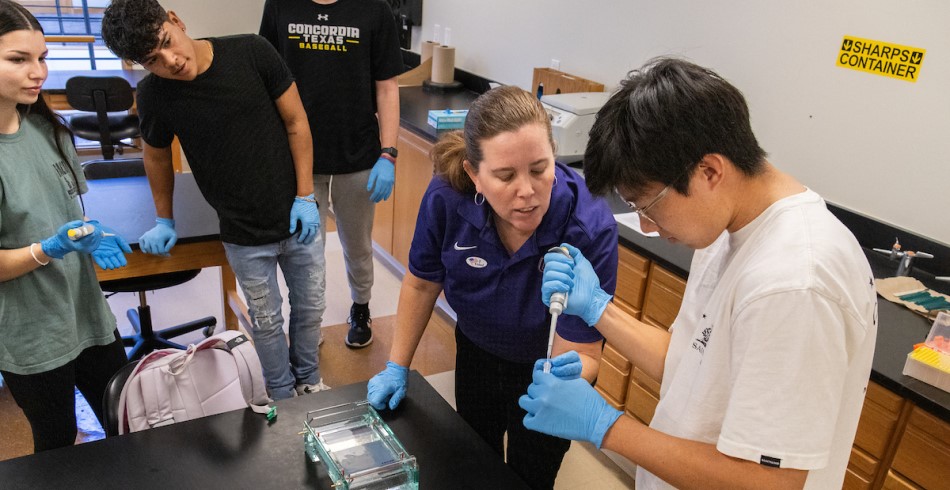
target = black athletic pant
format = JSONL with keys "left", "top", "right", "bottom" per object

{"left": 1, "top": 333, "right": 127, "bottom": 452}
{"left": 454, "top": 328, "right": 571, "bottom": 490}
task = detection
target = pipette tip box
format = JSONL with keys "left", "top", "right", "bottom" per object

{"left": 902, "top": 311, "right": 950, "bottom": 393}
{"left": 427, "top": 109, "right": 468, "bottom": 130}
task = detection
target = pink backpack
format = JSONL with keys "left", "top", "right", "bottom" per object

{"left": 117, "top": 331, "right": 272, "bottom": 434}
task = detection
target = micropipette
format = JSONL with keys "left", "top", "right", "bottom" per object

{"left": 544, "top": 246, "right": 572, "bottom": 373}
{"left": 67, "top": 224, "right": 114, "bottom": 240}
{"left": 67, "top": 224, "right": 96, "bottom": 240}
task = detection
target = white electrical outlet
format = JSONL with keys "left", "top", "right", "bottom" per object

{"left": 551, "top": 59, "right": 561, "bottom": 70}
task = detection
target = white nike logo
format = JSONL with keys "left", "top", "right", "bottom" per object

{"left": 454, "top": 242, "right": 477, "bottom": 251}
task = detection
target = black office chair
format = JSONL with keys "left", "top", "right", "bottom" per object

{"left": 102, "top": 361, "right": 138, "bottom": 437}
{"left": 65, "top": 76, "right": 140, "bottom": 160}
{"left": 84, "top": 159, "right": 217, "bottom": 361}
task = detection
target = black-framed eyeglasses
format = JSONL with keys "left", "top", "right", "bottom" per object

{"left": 616, "top": 184, "right": 672, "bottom": 226}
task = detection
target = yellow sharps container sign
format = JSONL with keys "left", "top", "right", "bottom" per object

{"left": 837, "top": 36, "right": 925, "bottom": 83}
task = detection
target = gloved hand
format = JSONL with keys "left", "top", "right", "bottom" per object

{"left": 289, "top": 194, "right": 320, "bottom": 244}
{"left": 542, "top": 243, "right": 612, "bottom": 326}
{"left": 91, "top": 224, "right": 132, "bottom": 270}
{"left": 519, "top": 370, "right": 622, "bottom": 448}
{"left": 41, "top": 219, "right": 103, "bottom": 259}
{"left": 367, "top": 361, "right": 409, "bottom": 410}
{"left": 139, "top": 217, "right": 177, "bottom": 256}
{"left": 533, "top": 350, "right": 582, "bottom": 380}
{"left": 367, "top": 157, "right": 395, "bottom": 203}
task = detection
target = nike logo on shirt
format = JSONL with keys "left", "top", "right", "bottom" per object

{"left": 454, "top": 242, "right": 477, "bottom": 251}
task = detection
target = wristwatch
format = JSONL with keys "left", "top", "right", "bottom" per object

{"left": 381, "top": 147, "right": 398, "bottom": 158}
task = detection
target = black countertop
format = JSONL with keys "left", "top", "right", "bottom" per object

{"left": 399, "top": 86, "right": 481, "bottom": 141}
{"left": 0, "top": 371, "right": 528, "bottom": 489}
{"left": 398, "top": 86, "right": 950, "bottom": 423}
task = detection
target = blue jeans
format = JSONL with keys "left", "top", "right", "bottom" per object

{"left": 223, "top": 234, "right": 326, "bottom": 400}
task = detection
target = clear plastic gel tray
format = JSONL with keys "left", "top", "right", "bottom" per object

{"left": 303, "top": 401, "right": 418, "bottom": 489}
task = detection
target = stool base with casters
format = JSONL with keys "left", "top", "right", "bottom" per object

{"left": 101, "top": 269, "right": 218, "bottom": 361}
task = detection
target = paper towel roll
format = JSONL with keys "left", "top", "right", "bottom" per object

{"left": 432, "top": 45, "right": 456, "bottom": 84}
{"left": 421, "top": 40, "right": 439, "bottom": 62}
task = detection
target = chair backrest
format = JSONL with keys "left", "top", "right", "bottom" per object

{"left": 82, "top": 158, "right": 147, "bottom": 180}
{"left": 102, "top": 361, "right": 138, "bottom": 437}
{"left": 66, "top": 77, "right": 138, "bottom": 160}
{"left": 65, "top": 76, "right": 135, "bottom": 113}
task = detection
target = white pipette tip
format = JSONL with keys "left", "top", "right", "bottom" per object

{"left": 542, "top": 361, "right": 552, "bottom": 373}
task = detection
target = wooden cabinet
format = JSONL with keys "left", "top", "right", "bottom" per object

{"left": 596, "top": 246, "right": 684, "bottom": 423}
{"left": 595, "top": 342, "right": 631, "bottom": 410}
{"left": 370, "top": 125, "right": 435, "bottom": 265}
{"left": 844, "top": 380, "right": 950, "bottom": 490}
{"left": 615, "top": 245, "right": 649, "bottom": 319}
{"left": 390, "top": 127, "right": 435, "bottom": 268}
{"left": 625, "top": 367, "right": 661, "bottom": 424}
{"left": 845, "top": 382, "right": 908, "bottom": 489}
{"left": 888, "top": 406, "right": 950, "bottom": 489}
{"left": 641, "top": 262, "right": 686, "bottom": 330}
{"left": 881, "top": 471, "right": 921, "bottom": 490}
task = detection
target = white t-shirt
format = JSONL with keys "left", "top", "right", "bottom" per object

{"left": 637, "top": 189, "right": 878, "bottom": 489}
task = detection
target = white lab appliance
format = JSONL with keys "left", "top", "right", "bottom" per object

{"left": 540, "top": 91, "right": 612, "bottom": 163}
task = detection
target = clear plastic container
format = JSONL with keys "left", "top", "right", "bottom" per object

{"left": 903, "top": 312, "right": 950, "bottom": 392}
{"left": 924, "top": 311, "right": 950, "bottom": 355}
{"left": 303, "top": 401, "right": 418, "bottom": 490}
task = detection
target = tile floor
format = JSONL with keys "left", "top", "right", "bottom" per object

{"left": 0, "top": 232, "right": 634, "bottom": 488}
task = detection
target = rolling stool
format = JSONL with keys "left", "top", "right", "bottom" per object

{"left": 100, "top": 271, "right": 217, "bottom": 361}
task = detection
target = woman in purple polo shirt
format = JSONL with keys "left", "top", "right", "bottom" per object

{"left": 366, "top": 86, "right": 618, "bottom": 489}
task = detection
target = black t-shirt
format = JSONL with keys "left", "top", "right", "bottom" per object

{"left": 260, "top": 0, "right": 403, "bottom": 175}
{"left": 136, "top": 34, "right": 297, "bottom": 246}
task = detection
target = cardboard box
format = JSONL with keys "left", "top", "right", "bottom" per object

{"left": 428, "top": 109, "right": 468, "bottom": 130}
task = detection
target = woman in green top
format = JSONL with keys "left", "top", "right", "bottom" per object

{"left": 0, "top": 0, "right": 132, "bottom": 452}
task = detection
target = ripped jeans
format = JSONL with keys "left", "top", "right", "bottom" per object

{"left": 223, "top": 234, "right": 326, "bottom": 400}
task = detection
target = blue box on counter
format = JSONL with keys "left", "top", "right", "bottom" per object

{"left": 428, "top": 109, "right": 468, "bottom": 130}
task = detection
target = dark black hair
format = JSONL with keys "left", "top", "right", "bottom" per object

{"left": 101, "top": 0, "right": 168, "bottom": 63}
{"left": 0, "top": 0, "right": 76, "bottom": 177}
{"left": 584, "top": 57, "right": 767, "bottom": 199}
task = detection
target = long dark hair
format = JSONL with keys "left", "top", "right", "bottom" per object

{"left": 1, "top": 1, "right": 74, "bottom": 158}
{"left": 1, "top": 0, "right": 82, "bottom": 206}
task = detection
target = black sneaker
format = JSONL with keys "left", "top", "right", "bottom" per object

{"left": 345, "top": 303, "right": 373, "bottom": 348}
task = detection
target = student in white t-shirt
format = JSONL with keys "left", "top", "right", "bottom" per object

{"left": 519, "top": 57, "right": 878, "bottom": 489}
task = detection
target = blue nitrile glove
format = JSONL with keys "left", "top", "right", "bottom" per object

{"left": 289, "top": 194, "right": 320, "bottom": 244}
{"left": 367, "top": 361, "right": 409, "bottom": 410}
{"left": 533, "top": 350, "right": 582, "bottom": 380}
{"left": 138, "top": 217, "right": 177, "bottom": 256}
{"left": 519, "top": 370, "right": 623, "bottom": 448}
{"left": 91, "top": 224, "right": 132, "bottom": 270}
{"left": 367, "top": 157, "right": 395, "bottom": 203}
{"left": 542, "top": 243, "right": 612, "bottom": 326}
{"left": 41, "top": 219, "right": 103, "bottom": 259}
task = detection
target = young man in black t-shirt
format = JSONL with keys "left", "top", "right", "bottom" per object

{"left": 260, "top": 0, "right": 403, "bottom": 349}
{"left": 102, "top": 0, "right": 329, "bottom": 400}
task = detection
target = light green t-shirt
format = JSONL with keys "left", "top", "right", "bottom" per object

{"left": 0, "top": 114, "right": 117, "bottom": 375}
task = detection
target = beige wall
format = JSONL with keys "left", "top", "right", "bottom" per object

{"left": 184, "top": 0, "right": 950, "bottom": 245}
{"left": 415, "top": 0, "right": 950, "bottom": 245}
{"left": 161, "top": 0, "right": 265, "bottom": 38}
